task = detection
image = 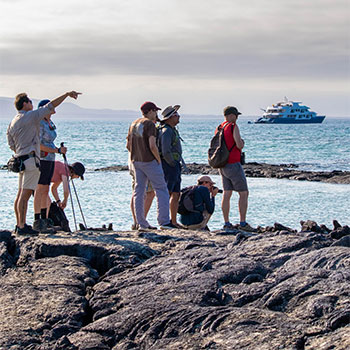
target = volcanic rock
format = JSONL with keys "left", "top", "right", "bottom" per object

{"left": 0, "top": 222, "right": 349, "bottom": 350}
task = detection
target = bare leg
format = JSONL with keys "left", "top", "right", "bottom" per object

{"left": 169, "top": 192, "right": 180, "bottom": 225}
{"left": 34, "top": 184, "right": 49, "bottom": 215}
{"left": 222, "top": 190, "right": 233, "bottom": 223}
{"left": 14, "top": 188, "right": 22, "bottom": 226}
{"left": 17, "top": 189, "right": 33, "bottom": 228}
{"left": 238, "top": 191, "right": 249, "bottom": 223}
{"left": 46, "top": 194, "right": 52, "bottom": 218}
{"left": 144, "top": 190, "right": 155, "bottom": 217}
{"left": 130, "top": 195, "right": 137, "bottom": 226}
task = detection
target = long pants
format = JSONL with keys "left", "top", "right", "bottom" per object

{"left": 133, "top": 160, "right": 170, "bottom": 227}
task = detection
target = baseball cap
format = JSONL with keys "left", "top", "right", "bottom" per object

{"left": 70, "top": 162, "right": 85, "bottom": 180}
{"left": 223, "top": 106, "right": 242, "bottom": 116}
{"left": 140, "top": 101, "right": 161, "bottom": 114}
{"left": 38, "top": 99, "right": 50, "bottom": 108}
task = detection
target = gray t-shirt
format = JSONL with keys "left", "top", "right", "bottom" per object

{"left": 7, "top": 104, "right": 54, "bottom": 157}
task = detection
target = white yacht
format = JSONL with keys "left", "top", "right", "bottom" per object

{"left": 254, "top": 98, "right": 326, "bottom": 124}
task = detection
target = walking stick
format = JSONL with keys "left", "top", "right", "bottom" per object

{"left": 71, "top": 177, "right": 87, "bottom": 229}
{"left": 61, "top": 142, "right": 78, "bottom": 231}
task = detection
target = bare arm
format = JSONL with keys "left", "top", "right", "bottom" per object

{"left": 40, "top": 144, "right": 67, "bottom": 155}
{"left": 149, "top": 135, "right": 161, "bottom": 163}
{"left": 51, "top": 181, "right": 62, "bottom": 202}
{"left": 233, "top": 124, "right": 245, "bottom": 150}
{"left": 50, "top": 91, "right": 81, "bottom": 109}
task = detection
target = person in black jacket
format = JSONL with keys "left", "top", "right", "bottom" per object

{"left": 179, "top": 176, "right": 219, "bottom": 230}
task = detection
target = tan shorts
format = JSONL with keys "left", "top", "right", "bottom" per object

{"left": 18, "top": 157, "right": 40, "bottom": 190}
{"left": 183, "top": 211, "right": 211, "bottom": 230}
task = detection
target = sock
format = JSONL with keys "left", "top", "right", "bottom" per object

{"left": 40, "top": 208, "right": 47, "bottom": 220}
{"left": 240, "top": 221, "right": 247, "bottom": 227}
{"left": 34, "top": 213, "right": 40, "bottom": 221}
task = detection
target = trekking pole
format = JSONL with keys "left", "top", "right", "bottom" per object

{"left": 60, "top": 142, "right": 78, "bottom": 231}
{"left": 70, "top": 177, "right": 87, "bottom": 229}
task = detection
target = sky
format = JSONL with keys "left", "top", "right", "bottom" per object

{"left": 0, "top": 0, "right": 349, "bottom": 116}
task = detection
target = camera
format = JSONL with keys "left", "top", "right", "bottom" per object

{"left": 213, "top": 186, "right": 223, "bottom": 193}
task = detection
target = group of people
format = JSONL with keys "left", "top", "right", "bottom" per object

{"left": 7, "top": 91, "right": 85, "bottom": 235}
{"left": 7, "top": 91, "right": 253, "bottom": 235}
{"left": 127, "top": 102, "right": 254, "bottom": 232}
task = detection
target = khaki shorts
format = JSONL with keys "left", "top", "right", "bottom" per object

{"left": 18, "top": 157, "right": 40, "bottom": 190}
{"left": 219, "top": 162, "right": 248, "bottom": 192}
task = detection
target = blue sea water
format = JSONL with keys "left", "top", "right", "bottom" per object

{"left": 1, "top": 116, "right": 349, "bottom": 231}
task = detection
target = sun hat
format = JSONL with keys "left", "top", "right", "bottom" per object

{"left": 223, "top": 106, "right": 242, "bottom": 116}
{"left": 197, "top": 175, "right": 215, "bottom": 185}
{"left": 140, "top": 101, "right": 161, "bottom": 114}
{"left": 38, "top": 99, "right": 50, "bottom": 108}
{"left": 160, "top": 105, "right": 181, "bottom": 122}
{"left": 70, "top": 162, "right": 85, "bottom": 180}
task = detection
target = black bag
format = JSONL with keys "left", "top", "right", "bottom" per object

{"left": 48, "top": 202, "right": 71, "bottom": 232}
{"left": 7, "top": 156, "right": 26, "bottom": 173}
{"left": 208, "top": 123, "right": 234, "bottom": 168}
{"left": 240, "top": 152, "right": 246, "bottom": 165}
{"left": 178, "top": 186, "right": 199, "bottom": 215}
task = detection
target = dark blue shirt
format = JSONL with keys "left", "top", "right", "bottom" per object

{"left": 179, "top": 186, "right": 215, "bottom": 225}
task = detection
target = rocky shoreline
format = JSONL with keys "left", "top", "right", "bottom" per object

{"left": 94, "top": 162, "right": 350, "bottom": 184}
{"left": 1, "top": 220, "right": 349, "bottom": 349}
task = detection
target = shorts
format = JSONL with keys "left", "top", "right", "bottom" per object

{"left": 161, "top": 160, "right": 181, "bottom": 193}
{"left": 219, "top": 162, "right": 248, "bottom": 192}
{"left": 38, "top": 160, "right": 55, "bottom": 185}
{"left": 18, "top": 157, "right": 40, "bottom": 190}
{"left": 129, "top": 163, "right": 153, "bottom": 192}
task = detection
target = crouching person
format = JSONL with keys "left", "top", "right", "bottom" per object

{"left": 179, "top": 176, "right": 219, "bottom": 231}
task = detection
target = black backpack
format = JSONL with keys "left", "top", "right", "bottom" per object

{"left": 208, "top": 123, "right": 234, "bottom": 168}
{"left": 48, "top": 202, "right": 71, "bottom": 232}
{"left": 177, "top": 186, "right": 200, "bottom": 215}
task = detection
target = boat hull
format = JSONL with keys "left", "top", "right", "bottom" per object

{"left": 254, "top": 116, "right": 325, "bottom": 124}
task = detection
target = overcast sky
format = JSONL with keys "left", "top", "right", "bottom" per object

{"left": 0, "top": 0, "right": 349, "bottom": 116}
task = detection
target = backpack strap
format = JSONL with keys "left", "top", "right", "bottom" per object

{"left": 221, "top": 122, "right": 235, "bottom": 152}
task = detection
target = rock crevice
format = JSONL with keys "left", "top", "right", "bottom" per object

{"left": 0, "top": 221, "right": 349, "bottom": 349}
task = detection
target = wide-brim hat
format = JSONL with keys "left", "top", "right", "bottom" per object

{"left": 70, "top": 162, "right": 85, "bottom": 180}
{"left": 197, "top": 175, "right": 215, "bottom": 185}
{"left": 160, "top": 105, "right": 181, "bottom": 122}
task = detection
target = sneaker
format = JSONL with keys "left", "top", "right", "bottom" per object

{"left": 159, "top": 222, "right": 178, "bottom": 230}
{"left": 131, "top": 223, "right": 139, "bottom": 230}
{"left": 238, "top": 223, "right": 256, "bottom": 232}
{"left": 17, "top": 225, "right": 39, "bottom": 236}
{"left": 138, "top": 225, "right": 157, "bottom": 232}
{"left": 223, "top": 222, "right": 235, "bottom": 230}
{"left": 33, "top": 219, "right": 56, "bottom": 234}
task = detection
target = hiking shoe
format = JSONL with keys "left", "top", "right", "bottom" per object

{"left": 223, "top": 222, "right": 235, "bottom": 230}
{"left": 159, "top": 222, "right": 178, "bottom": 230}
{"left": 17, "top": 225, "right": 39, "bottom": 236}
{"left": 138, "top": 225, "right": 157, "bottom": 232}
{"left": 33, "top": 219, "right": 56, "bottom": 234}
{"left": 238, "top": 223, "right": 256, "bottom": 232}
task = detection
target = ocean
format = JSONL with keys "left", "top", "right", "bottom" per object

{"left": 1, "top": 116, "right": 349, "bottom": 231}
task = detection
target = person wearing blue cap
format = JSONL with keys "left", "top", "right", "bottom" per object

{"left": 32, "top": 99, "right": 69, "bottom": 233}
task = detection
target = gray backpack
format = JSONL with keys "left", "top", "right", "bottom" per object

{"left": 208, "top": 123, "right": 234, "bottom": 168}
